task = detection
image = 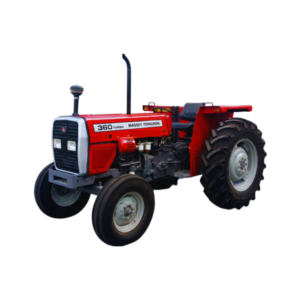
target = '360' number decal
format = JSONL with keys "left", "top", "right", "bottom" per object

{"left": 97, "top": 124, "right": 113, "bottom": 131}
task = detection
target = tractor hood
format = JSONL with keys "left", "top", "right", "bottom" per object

{"left": 80, "top": 113, "right": 172, "bottom": 144}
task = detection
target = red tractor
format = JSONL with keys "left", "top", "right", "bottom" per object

{"left": 34, "top": 54, "right": 266, "bottom": 246}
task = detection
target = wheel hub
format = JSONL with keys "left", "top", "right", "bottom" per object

{"left": 229, "top": 147, "right": 249, "bottom": 182}
{"left": 228, "top": 138, "right": 259, "bottom": 192}
{"left": 124, "top": 205, "right": 134, "bottom": 217}
{"left": 239, "top": 159, "right": 246, "bottom": 170}
{"left": 114, "top": 196, "right": 137, "bottom": 226}
{"left": 113, "top": 192, "right": 145, "bottom": 233}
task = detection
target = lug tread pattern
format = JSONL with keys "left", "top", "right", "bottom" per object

{"left": 205, "top": 140, "right": 211, "bottom": 151}
{"left": 211, "top": 129, "right": 217, "bottom": 137}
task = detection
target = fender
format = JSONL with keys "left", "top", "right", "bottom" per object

{"left": 189, "top": 105, "right": 252, "bottom": 176}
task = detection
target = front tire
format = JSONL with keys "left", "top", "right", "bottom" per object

{"left": 92, "top": 175, "right": 155, "bottom": 246}
{"left": 34, "top": 163, "right": 90, "bottom": 218}
{"left": 200, "top": 118, "right": 266, "bottom": 209}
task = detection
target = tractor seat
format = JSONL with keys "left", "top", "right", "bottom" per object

{"left": 171, "top": 122, "right": 194, "bottom": 130}
{"left": 171, "top": 103, "right": 205, "bottom": 131}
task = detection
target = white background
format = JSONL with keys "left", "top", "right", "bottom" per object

{"left": 1, "top": 1, "right": 299, "bottom": 299}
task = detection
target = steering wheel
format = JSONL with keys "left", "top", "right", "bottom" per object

{"left": 153, "top": 107, "right": 177, "bottom": 118}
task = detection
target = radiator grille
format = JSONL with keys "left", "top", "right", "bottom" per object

{"left": 53, "top": 120, "right": 79, "bottom": 174}
{"left": 53, "top": 120, "right": 78, "bottom": 139}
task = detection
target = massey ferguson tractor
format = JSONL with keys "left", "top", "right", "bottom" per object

{"left": 34, "top": 54, "right": 267, "bottom": 246}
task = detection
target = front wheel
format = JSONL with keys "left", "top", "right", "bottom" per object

{"left": 92, "top": 175, "right": 155, "bottom": 246}
{"left": 200, "top": 118, "right": 266, "bottom": 209}
{"left": 34, "top": 163, "right": 90, "bottom": 218}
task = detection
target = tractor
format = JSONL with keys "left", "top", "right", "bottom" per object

{"left": 34, "top": 54, "right": 267, "bottom": 246}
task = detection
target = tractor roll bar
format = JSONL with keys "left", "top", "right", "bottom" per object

{"left": 122, "top": 54, "right": 131, "bottom": 115}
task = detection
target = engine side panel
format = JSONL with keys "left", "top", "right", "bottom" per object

{"left": 88, "top": 143, "right": 117, "bottom": 175}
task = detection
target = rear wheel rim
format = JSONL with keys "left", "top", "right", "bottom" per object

{"left": 51, "top": 184, "right": 81, "bottom": 207}
{"left": 113, "top": 192, "right": 145, "bottom": 233}
{"left": 229, "top": 138, "right": 258, "bottom": 192}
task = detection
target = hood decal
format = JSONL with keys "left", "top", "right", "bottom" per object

{"left": 93, "top": 120, "right": 163, "bottom": 132}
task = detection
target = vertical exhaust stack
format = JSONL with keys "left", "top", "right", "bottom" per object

{"left": 70, "top": 84, "right": 84, "bottom": 116}
{"left": 122, "top": 54, "right": 131, "bottom": 115}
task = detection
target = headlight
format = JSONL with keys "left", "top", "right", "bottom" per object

{"left": 53, "top": 139, "right": 61, "bottom": 149}
{"left": 67, "top": 141, "right": 76, "bottom": 151}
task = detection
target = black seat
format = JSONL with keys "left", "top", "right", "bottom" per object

{"left": 171, "top": 103, "right": 205, "bottom": 131}
{"left": 171, "top": 122, "right": 194, "bottom": 130}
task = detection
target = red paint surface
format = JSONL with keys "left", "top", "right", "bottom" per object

{"left": 89, "top": 143, "right": 116, "bottom": 175}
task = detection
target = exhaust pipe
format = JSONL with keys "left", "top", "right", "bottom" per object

{"left": 70, "top": 84, "right": 84, "bottom": 116}
{"left": 122, "top": 54, "right": 131, "bottom": 115}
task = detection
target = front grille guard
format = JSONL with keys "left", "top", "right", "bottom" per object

{"left": 48, "top": 168, "right": 120, "bottom": 195}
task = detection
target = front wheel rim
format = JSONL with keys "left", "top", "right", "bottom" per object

{"left": 229, "top": 138, "right": 258, "bottom": 192}
{"left": 51, "top": 184, "right": 81, "bottom": 207}
{"left": 113, "top": 192, "right": 145, "bottom": 233}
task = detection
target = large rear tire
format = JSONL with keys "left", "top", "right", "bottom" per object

{"left": 34, "top": 163, "right": 90, "bottom": 218}
{"left": 92, "top": 175, "right": 155, "bottom": 246}
{"left": 200, "top": 118, "right": 266, "bottom": 209}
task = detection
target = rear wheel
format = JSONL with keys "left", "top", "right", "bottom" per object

{"left": 34, "top": 163, "right": 90, "bottom": 218}
{"left": 200, "top": 118, "right": 266, "bottom": 209}
{"left": 92, "top": 175, "right": 155, "bottom": 246}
